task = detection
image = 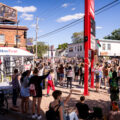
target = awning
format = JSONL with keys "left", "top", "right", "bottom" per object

{"left": 0, "top": 47, "right": 34, "bottom": 56}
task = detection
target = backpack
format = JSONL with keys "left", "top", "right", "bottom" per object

{"left": 82, "top": 67, "right": 85, "bottom": 74}
{"left": 46, "top": 103, "right": 61, "bottom": 120}
{"left": 29, "top": 84, "right": 36, "bottom": 96}
{"left": 93, "top": 107, "right": 103, "bottom": 119}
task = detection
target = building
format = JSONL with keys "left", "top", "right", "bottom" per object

{"left": 55, "top": 49, "right": 68, "bottom": 57}
{"left": 43, "top": 49, "right": 56, "bottom": 58}
{"left": 67, "top": 39, "right": 120, "bottom": 58}
{"left": 98, "top": 39, "right": 120, "bottom": 57}
{"left": 0, "top": 25, "right": 28, "bottom": 49}
{"left": 67, "top": 42, "right": 84, "bottom": 58}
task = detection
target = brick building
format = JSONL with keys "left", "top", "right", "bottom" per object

{"left": 0, "top": 25, "right": 28, "bottom": 49}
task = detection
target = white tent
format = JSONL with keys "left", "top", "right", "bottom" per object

{"left": 0, "top": 47, "right": 34, "bottom": 82}
{"left": 0, "top": 47, "right": 34, "bottom": 56}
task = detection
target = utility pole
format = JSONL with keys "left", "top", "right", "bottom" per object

{"left": 16, "top": 20, "right": 20, "bottom": 48}
{"left": 36, "top": 17, "right": 39, "bottom": 58}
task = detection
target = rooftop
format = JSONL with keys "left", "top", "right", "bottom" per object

{"left": 0, "top": 25, "right": 28, "bottom": 30}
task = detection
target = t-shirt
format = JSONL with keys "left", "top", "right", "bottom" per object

{"left": 74, "top": 65, "right": 79, "bottom": 73}
{"left": 67, "top": 70, "right": 73, "bottom": 78}
{"left": 76, "top": 102, "right": 89, "bottom": 119}
{"left": 59, "top": 67, "right": 64, "bottom": 74}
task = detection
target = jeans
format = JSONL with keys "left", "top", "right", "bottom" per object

{"left": 69, "top": 112, "right": 79, "bottom": 120}
{"left": 12, "top": 89, "right": 19, "bottom": 106}
{"left": 79, "top": 74, "right": 84, "bottom": 85}
{"left": 67, "top": 77, "right": 72, "bottom": 88}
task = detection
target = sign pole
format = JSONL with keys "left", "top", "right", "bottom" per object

{"left": 91, "top": 50, "right": 94, "bottom": 88}
{"left": 84, "top": 0, "right": 90, "bottom": 96}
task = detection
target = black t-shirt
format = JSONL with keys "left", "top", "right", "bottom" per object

{"left": 76, "top": 102, "right": 89, "bottom": 119}
{"left": 29, "top": 72, "right": 49, "bottom": 97}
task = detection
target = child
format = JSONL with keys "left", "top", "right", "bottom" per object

{"left": 47, "top": 69, "right": 55, "bottom": 96}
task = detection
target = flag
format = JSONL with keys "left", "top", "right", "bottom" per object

{"left": 97, "top": 40, "right": 101, "bottom": 47}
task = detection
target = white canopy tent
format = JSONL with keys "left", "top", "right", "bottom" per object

{"left": 0, "top": 47, "right": 34, "bottom": 82}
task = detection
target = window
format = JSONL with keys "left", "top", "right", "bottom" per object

{"left": 0, "top": 34, "right": 5, "bottom": 43}
{"left": 102, "top": 44, "right": 106, "bottom": 50}
{"left": 80, "top": 46, "right": 82, "bottom": 51}
{"left": 77, "top": 46, "right": 79, "bottom": 51}
{"left": 15, "top": 35, "right": 20, "bottom": 43}
{"left": 75, "top": 47, "right": 76, "bottom": 51}
{"left": 108, "top": 44, "right": 111, "bottom": 50}
{"left": 69, "top": 47, "right": 73, "bottom": 52}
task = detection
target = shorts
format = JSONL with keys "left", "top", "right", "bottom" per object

{"left": 75, "top": 72, "right": 79, "bottom": 76}
{"left": 59, "top": 74, "right": 64, "bottom": 78}
{"left": 20, "top": 87, "right": 30, "bottom": 97}
{"left": 33, "top": 90, "right": 42, "bottom": 98}
{"left": 96, "top": 76, "right": 100, "bottom": 83}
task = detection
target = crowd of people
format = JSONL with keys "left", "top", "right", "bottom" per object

{"left": 3, "top": 57, "right": 120, "bottom": 120}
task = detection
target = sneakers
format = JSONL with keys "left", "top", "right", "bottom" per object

{"left": 37, "top": 115, "right": 42, "bottom": 120}
{"left": 32, "top": 114, "right": 37, "bottom": 119}
{"left": 32, "top": 114, "right": 42, "bottom": 120}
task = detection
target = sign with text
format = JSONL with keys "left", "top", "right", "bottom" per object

{"left": 0, "top": 3, "right": 17, "bottom": 24}
{"left": 27, "top": 38, "right": 33, "bottom": 46}
{"left": 90, "top": 0, "right": 95, "bottom": 18}
{"left": 91, "top": 35, "right": 96, "bottom": 50}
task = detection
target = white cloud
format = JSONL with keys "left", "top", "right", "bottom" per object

{"left": 57, "top": 13, "right": 84, "bottom": 23}
{"left": 13, "top": 6, "right": 37, "bottom": 13}
{"left": 62, "top": 3, "right": 69, "bottom": 8}
{"left": 20, "top": 13, "right": 34, "bottom": 20}
{"left": 71, "top": 8, "right": 76, "bottom": 11}
{"left": 96, "top": 26, "right": 103, "bottom": 29}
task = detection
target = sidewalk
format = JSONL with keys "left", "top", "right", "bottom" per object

{"left": 1, "top": 82, "right": 114, "bottom": 120}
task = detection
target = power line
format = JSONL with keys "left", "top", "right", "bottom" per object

{"left": 37, "top": 0, "right": 119, "bottom": 39}
{"left": 95, "top": 1, "right": 120, "bottom": 15}
{"left": 95, "top": 0, "right": 119, "bottom": 13}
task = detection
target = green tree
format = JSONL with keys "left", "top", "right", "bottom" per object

{"left": 72, "top": 32, "right": 84, "bottom": 43}
{"left": 104, "top": 28, "right": 120, "bottom": 40}
{"left": 34, "top": 42, "right": 48, "bottom": 58}
{"left": 57, "top": 43, "right": 68, "bottom": 50}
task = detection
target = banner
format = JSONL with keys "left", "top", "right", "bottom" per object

{"left": 0, "top": 3, "right": 17, "bottom": 23}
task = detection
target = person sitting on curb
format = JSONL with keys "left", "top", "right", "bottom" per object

{"left": 76, "top": 96, "right": 94, "bottom": 119}
{"left": 46, "top": 90, "right": 79, "bottom": 120}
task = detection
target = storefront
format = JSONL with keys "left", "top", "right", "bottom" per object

{"left": 0, "top": 47, "right": 34, "bottom": 82}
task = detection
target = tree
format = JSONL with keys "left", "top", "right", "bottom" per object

{"left": 72, "top": 32, "right": 84, "bottom": 43}
{"left": 104, "top": 28, "right": 120, "bottom": 40}
{"left": 57, "top": 43, "right": 68, "bottom": 50}
{"left": 34, "top": 42, "right": 48, "bottom": 58}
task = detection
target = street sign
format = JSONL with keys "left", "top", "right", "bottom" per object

{"left": 27, "top": 38, "right": 33, "bottom": 46}
{"left": 90, "top": 0, "right": 95, "bottom": 18}
{"left": 90, "top": 16, "right": 96, "bottom": 50}
{"left": 91, "top": 34, "right": 96, "bottom": 50}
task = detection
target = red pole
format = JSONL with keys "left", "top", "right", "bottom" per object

{"left": 84, "top": 0, "right": 90, "bottom": 96}
{"left": 91, "top": 50, "right": 94, "bottom": 88}
{"left": 90, "top": 0, "right": 95, "bottom": 88}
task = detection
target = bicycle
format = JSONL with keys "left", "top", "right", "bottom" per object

{"left": 0, "top": 90, "right": 8, "bottom": 115}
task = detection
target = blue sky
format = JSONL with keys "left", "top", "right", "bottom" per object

{"left": 1, "top": 0, "right": 120, "bottom": 48}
